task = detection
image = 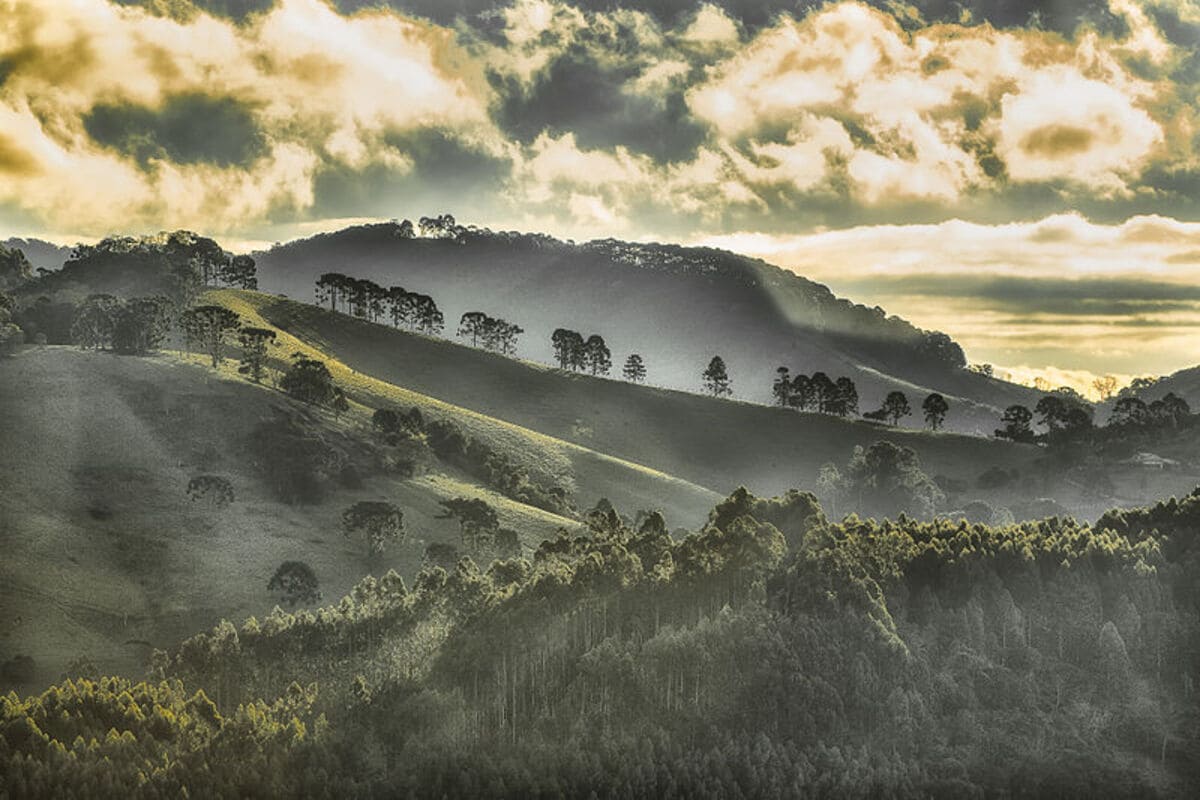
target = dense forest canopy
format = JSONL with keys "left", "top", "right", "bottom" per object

{"left": 4, "top": 485, "right": 1198, "bottom": 797}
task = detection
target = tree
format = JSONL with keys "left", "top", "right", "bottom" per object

{"left": 238, "top": 327, "right": 277, "bottom": 382}
{"left": 1151, "top": 392, "right": 1190, "bottom": 426}
{"left": 881, "top": 391, "right": 911, "bottom": 425}
{"left": 844, "top": 440, "right": 944, "bottom": 519}
{"left": 922, "top": 393, "right": 949, "bottom": 430}
{"left": 458, "top": 311, "right": 489, "bottom": 346}
{"left": 551, "top": 328, "right": 584, "bottom": 370}
{"left": 772, "top": 367, "right": 792, "bottom": 406}
{"left": 1092, "top": 374, "right": 1119, "bottom": 401}
{"left": 1110, "top": 396, "right": 1150, "bottom": 428}
{"left": 1034, "top": 395, "right": 1069, "bottom": 432}
{"left": 71, "top": 294, "right": 121, "bottom": 350}
{"left": 0, "top": 243, "right": 32, "bottom": 290}
{"left": 113, "top": 296, "right": 173, "bottom": 355}
{"left": 409, "top": 294, "right": 443, "bottom": 335}
{"left": 219, "top": 254, "right": 257, "bottom": 289}
{"left": 280, "top": 355, "right": 336, "bottom": 405}
{"left": 186, "top": 474, "right": 235, "bottom": 507}
{"left": 332, "top": 388, "right": 350, "bottom": 420}
{"left": 829, "top": 377, "right": 859, "bottom": 417}
{"left": 995, "top": 405, "right": 1035, "bottom": 442}
{"left": 342, "top": 501, "right": 404, "bottom": 556}
{"left": 623, "top": 353, "right": 646, "bottom": 383}
{"left": 397, "top": 219, "right": 416, "bottom": 238}
{"left": 702, "top": 356, "right": 731, "bottom": 397}
{"left": 583, "top": 334, "right": 612, "bottom": 375}
{"left": 0, "top": 291, "right": 20, "bottom": 356}
{"left": 182, "top": 305, "right": 241, "bottom": 367}
{"left": 809, "top": 372, "right": 835, "bottom": 413}
{"left": 315, "top": 273, "right": 347, "bottom": 312}
{"left": 268, "top": 561, "right": 321, "bottom": 606}
{"left": 789, "top": 373, "right": 813, "bottom": 411}
{"left": 436, "top": 497, "right": 499, "bottom": 552}
{"left": 495, "top": 321, "right": 523, "bottom": 355}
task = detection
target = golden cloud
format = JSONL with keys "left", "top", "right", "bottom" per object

{"left": 0, "top": 0, "right": 498, "bottom": 234}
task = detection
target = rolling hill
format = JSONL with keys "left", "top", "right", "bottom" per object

{"left": 4, "top": 283, "right": 1195, "bottom": 693}
{"left": 251, "top": 223, "right": 1042, "bottom": 432}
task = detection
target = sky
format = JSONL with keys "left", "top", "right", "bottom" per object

{"left": 2, "top": 0, "right": 1200, "bottom": 392}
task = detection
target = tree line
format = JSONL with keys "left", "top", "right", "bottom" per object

{"left": 314, "top": 273, "right": 444, "bottom": 335}
{"left": 994, "top": 388, "right": 1193, "bottom": 447}
{"left": 19, "top": 484, "right": 1186, "bottom": 798}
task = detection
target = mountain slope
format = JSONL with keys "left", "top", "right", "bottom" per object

{"left": 1, "top": 237, "right": 72, "bottom": 271}
{"left": 0, "top": 346, "right": 612, "bottom": 688}
{"left": 236, "top": 289, "right": 1035, "bottom": 498}
{"left": 251, "top": 223, "right": 1041, "bottom": 432}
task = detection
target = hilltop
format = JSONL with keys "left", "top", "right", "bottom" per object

{"left": 251, "top": 222, "right": 1042, "bottom": 432}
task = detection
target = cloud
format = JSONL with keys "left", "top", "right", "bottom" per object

{"left": 695, "top": 212, "right": 1200, "bottom": 377}
{"left": 0, "top": 0, "right": 498, "bottom": 234}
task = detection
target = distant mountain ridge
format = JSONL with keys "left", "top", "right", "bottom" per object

{"left": 1, "top": 237, "right": 72, "bottom": 271}
{"left": 253, "top": 221, "right": 1040, "bottom": 432}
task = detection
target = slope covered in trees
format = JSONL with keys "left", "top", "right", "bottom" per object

{"left": 7, "top": 487, "right": 1197, "bottom": 797}
{"left": 252, "top": 221, "right": 1041, "bottom": 431}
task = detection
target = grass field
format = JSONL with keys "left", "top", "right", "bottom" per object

{"left": 0, "top": 347, "right": 594, "bottom": 691}
{"left": 241, "top": 290, "right": 1038, "bottom": 497}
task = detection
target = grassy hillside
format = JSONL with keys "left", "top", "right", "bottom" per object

{"left": 252, "top": 224, "right": 1042, "bottom": 431}
{"left": 0, "top": 346, "right": 610, "bottom": 691}
{"left": 241, "top": 290, "right": 1034, "bottom": 494}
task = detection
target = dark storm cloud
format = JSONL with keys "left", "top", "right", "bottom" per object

{"left": 173, "top": 0, "right": 1129, "bottom": 38}
{"left": 307, "top": 131, "right": 509, "bottom": 222}
{"left": 83, "top": 94, "right": 266, "bottom": 168}
{"left": 492, "top": 54, "right": 706, "bottom": 162}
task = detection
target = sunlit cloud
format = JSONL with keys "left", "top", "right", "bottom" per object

{"left": 3, "top": 0, "right": 1200, "bottom": 378}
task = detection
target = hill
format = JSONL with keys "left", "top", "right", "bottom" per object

{"left": 231, "top": 289, "right": 1200, "bottom": 522}
{"left": 251, "top": 222, "right": 1041, "bottom": 432}
{"left": 1, "top": 237, "right": 71, "bottom": 272}
{"left": 0, "top": 346, "right": 585, "bottom": 688}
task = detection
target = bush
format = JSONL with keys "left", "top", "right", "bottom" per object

{"left": 280, "top": 356, "right": 336, "bottom": 406}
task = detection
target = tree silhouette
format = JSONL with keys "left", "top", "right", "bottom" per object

{"left": 267, "top": 561, "right": 320, "bottom": 606}
{"left": 1034, "top": 395, "right": 1068, "bottom": 432}
{"left": 789, "top": 373, "right": 812, "bottom": 411}
{"left": 219, "top": 254, "right": 257, "bottom": 290}
{"left": 342, "top": 501, "right": 404, "bottom": 557}
{"left": 458, "top": 311, "right": 489, "bottom": 346}
{"left": 810, "top": 372, "right": 836, "bottom": 413}
{"left": 830, "top": 377, "right": 859, "bottom": 417}
{"left": 113, "top": 296, "right": 173, "bottom": 355}
{"left": 702, "top": 356, "right": 732, "bottom": 397}
{"left": 922, "top": 393, "right": 949, "bottom": 430}
{"left": 623, "top": 354, "right": 646, "bottom": 383}
{"left": 437, "top": 497, "right": 500, "bottom": 552}
{"left": 583, "top": 335, "right": 612, "bottom": 375}
{"left": 71, "top": 294, "right": 121, "bottom": 350}
{"left": 280, "top": 355, "right": 336, "bottom": 406}
{"left": 995, "top": 404, "right": 1035, "bottom": 442}
{"left": 1110, "top": 397, "right": 1149, "bottom": 427}
{"left": 238, "top": 326, "right": 277, "bottom": 383}
{"left": 881, "top": 391, "right": 911, "bottom": 425}
{"left": 772, "top": 367, "right": 791, "bottom": 406}
{"left": 552, "top": 328, "right": 584, "bottom": 370}
{"left": 182, "top": 305, "right": 241, "bottom": 367}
